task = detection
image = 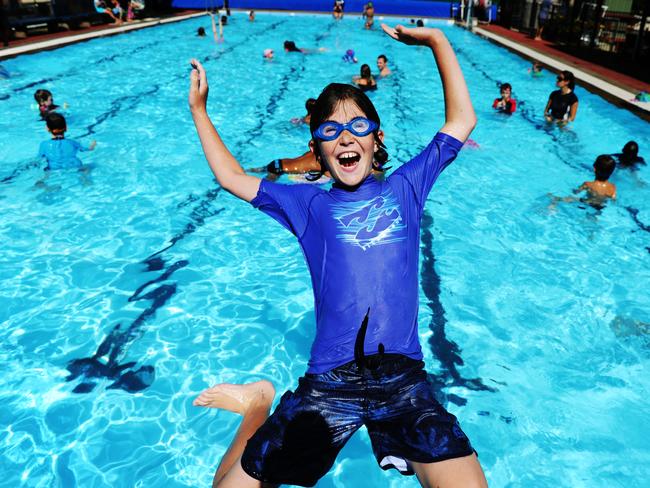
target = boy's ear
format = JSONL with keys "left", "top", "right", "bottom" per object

{"left": 376, "top": 129, "right": 384, "bottom": 147}
{"left": 308, "top": 139, "right": 318, "bottom": 159}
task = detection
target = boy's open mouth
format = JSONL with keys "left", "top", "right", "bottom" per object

{"left": 337, "top": 151, "right": 361, "bottom": 171}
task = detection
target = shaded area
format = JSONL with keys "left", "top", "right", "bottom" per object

{"left": 420, "top": 210, "right": 496, "bottom": 407}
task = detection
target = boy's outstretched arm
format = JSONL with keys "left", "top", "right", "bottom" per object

{"left": 381, "top": 24, "right": 477, "bottom": 142}
{"left": 189, "top": 59, "right": 261, "bottom": 202}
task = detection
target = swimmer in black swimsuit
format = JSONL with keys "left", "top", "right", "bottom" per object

{"left": 544, "top": 70, "right": 578, "bottom": 124}
{"left": 613, "top": 141, "right": 645, "bottom": 169}
{"left": 352, "top": 64, "right": 377, "bottom": 91}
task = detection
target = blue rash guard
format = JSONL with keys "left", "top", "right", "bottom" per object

{"left": 251, "top": 132, "right": 463, "bottom": 373}
{"left": 38, "top": 138, "right": 90, "bottom": 171}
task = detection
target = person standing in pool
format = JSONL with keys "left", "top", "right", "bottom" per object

{"left": 492, "top": 82, "right": 516, "bottom": 114}
{"left": 352, "top": 63, "right": 377, "bottom": 91}
{"left": 544, "top": 70, "right": 578, "bottom": 124}
{"left": 377, "top": 54, "right": 392, "bottom": 77}
{"left": 38, "top": 113, "right": 96, "bottom": 171}
{"left": 189, "top": 23, "right": 485, "bottom": 488}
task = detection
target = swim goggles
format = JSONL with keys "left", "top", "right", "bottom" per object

{"left": 312, "top": 117, "right": 378, "bottom": 141}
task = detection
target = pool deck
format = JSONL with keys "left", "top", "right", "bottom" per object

{"left": 0, "top": 10, "right": 203, "bottom": 60}
{"left": 473, "top": 23, "right": 650, "bottom": 119}
{"left": 2, "top": 11, "right": 649, "bottom": 120}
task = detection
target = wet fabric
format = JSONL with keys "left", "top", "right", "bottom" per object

{"left": 548, "top": 89, "right": 578, "bottom": 120}
{"left": 241, "top": 354, "right": 475, "bottom": 486}
{"left": 251, "top": 132, "right": 463, "bottom": 374}
{"left": 38, "top": 138, "right": 90, "bottom": 171}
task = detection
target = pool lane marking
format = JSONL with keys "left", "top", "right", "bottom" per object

{"left": 420, "top": 209, "right": 497, "bottom": 408}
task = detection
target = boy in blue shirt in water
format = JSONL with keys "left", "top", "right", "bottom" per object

{"left": 189, "top": 24, "right": 486, "bottom": 488}
{"left": 38, "top": 113, "right": 96, "bottom": 171}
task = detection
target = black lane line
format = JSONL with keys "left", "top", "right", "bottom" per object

{"left": 65, "top": 186, "right": 225, "bottom": 394}
{"left": 625, "top": 206, "right": 650, "bottom": 233}
{"left": 420, "top": 210, "right": 497, "bottom": 408}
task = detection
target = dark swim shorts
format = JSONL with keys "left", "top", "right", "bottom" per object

{"left": 241, "top": 354, "right": 475, "bottom": 487}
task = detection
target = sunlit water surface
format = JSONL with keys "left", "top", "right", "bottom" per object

{"left": 1, "top": 11, "right": 649, "bottom": 488}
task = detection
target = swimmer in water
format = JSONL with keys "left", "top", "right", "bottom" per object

{"left": 376, "top": 54, "right": 391, "bottom": 77}
{"left": 544, "top": 71, "right": 578, "bottom": 124}
{"left": 492, "top": 82, "right": 516, "bottom": 114}
{"left": 353, "top": 63, "right": 377, "bottom": 91}
{"left": 189, "top": 23, "right": 484, "bottom": 488}
{"left": 614, "top": 141, "right": 645, "bottom": 169}
{"left": 363, "top": 1, "right": 374, "bottom": 29}
{"left": 38, "top": 113, "right": 96, "bottom": 171}
{"left": 291, "top": 98, "right": 317, "bottom": 125}
{"left": 549, "top": 154, "right": 617, "bottom": 211}
{"left": 528, "top": 61, "right": 543, "bottom": 77}
{"left": 248, "top": 151, "right": 327, "bottom": 181}
{"left": 34, "top": 89, "right": 67, "bottom": 119}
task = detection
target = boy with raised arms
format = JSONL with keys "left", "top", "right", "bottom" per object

{"left": 189, "top": 23, "right": 486, "bottom": 488}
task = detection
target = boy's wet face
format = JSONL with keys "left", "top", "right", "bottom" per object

{"left": 377, "top": 58, "right": 385, "bottom": 70}
{"left": 500, "top": 87, "right": 511, "bottom": 99}
{"left": 312, "top": 100, "right": 382, "bottom": 188}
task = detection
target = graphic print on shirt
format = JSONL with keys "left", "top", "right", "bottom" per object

{"left": 331, "top": 188, "right": 407, "bottom": 250}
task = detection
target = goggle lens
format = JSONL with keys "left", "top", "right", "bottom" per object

{"left": 313, "top": 117, "right": 378, "bottom": 141}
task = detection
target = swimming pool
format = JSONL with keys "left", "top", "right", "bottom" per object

{"left": 1, "top": 11, "right": 649, "bottom": 487}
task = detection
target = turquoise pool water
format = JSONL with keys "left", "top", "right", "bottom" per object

{"left": 1, "top": 12, "right": 649, "bottom": 487}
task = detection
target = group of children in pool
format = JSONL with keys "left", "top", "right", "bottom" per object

{"left": 491, "top": 63, "right": 645, "bottom": 207}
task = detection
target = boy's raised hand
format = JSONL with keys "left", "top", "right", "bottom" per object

{"left": 189, "top": 58, "right": 209, "bottom": 113}
{"left": 381, "top": 23, "right": 440, "bottom": 46}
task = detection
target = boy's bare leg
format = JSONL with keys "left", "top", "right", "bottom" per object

{"left": 410, "top": 453, "right": 488, "bottom": 488}
{"left": 194, "top": 381, "right": 275, "bottom": 487}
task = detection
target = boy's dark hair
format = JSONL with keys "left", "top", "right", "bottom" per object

{"left": 416, "top": 19, "right": 424, "bottom": 27}
{"left": 305, "top": 98, "right": 317, "bottom": 114}
{"left": 561, "top": 70, "right": 575, "bottom": 91}
{"left": 377, "top": 54, "right": 387, "bottom": 63}
{"left": 284, "top": 40, "right": 300, "bottom": 52}
{"left": 221, "top": 15, "right": 227, "bottom": 24}
{"left": 594, "top": 154, "right": 615, "bottom": 181}
{"left": 360, "top": 64, "right": 371, "bottom": 79}
{"left": 622, "top": 140, "right": 638, "bottom": 157}
{"left": 500, "top": 82, "right": 512, "bottom": 92}
{"left": 197, "top": 26, "right": 206, "bottom": 36}
{"left": 34, "top": 89, "right": 52, "bottom": 105}
{"left": 308, "top": 83, "right": 389, "bottom": 181}
{"left": 45, "top": 112, "right": 67, "bottom": 134}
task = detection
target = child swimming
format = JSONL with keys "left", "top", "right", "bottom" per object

{"left": 492, "top": 82, "right": 516, "bottom": 114}
{"left": 549, "top": 154, "right": 617, "bottom": 211}
{"left": 614, "top": 141, "right": 645, "bottom": 169}
{"left": 34, "top": 89, "right": 63, "bottom": 119}
{"left": 38, "top": 113, "right": 96, "bottom": 171}
{"left": 189, "top": 23, "right": 485, "bottom": 488}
